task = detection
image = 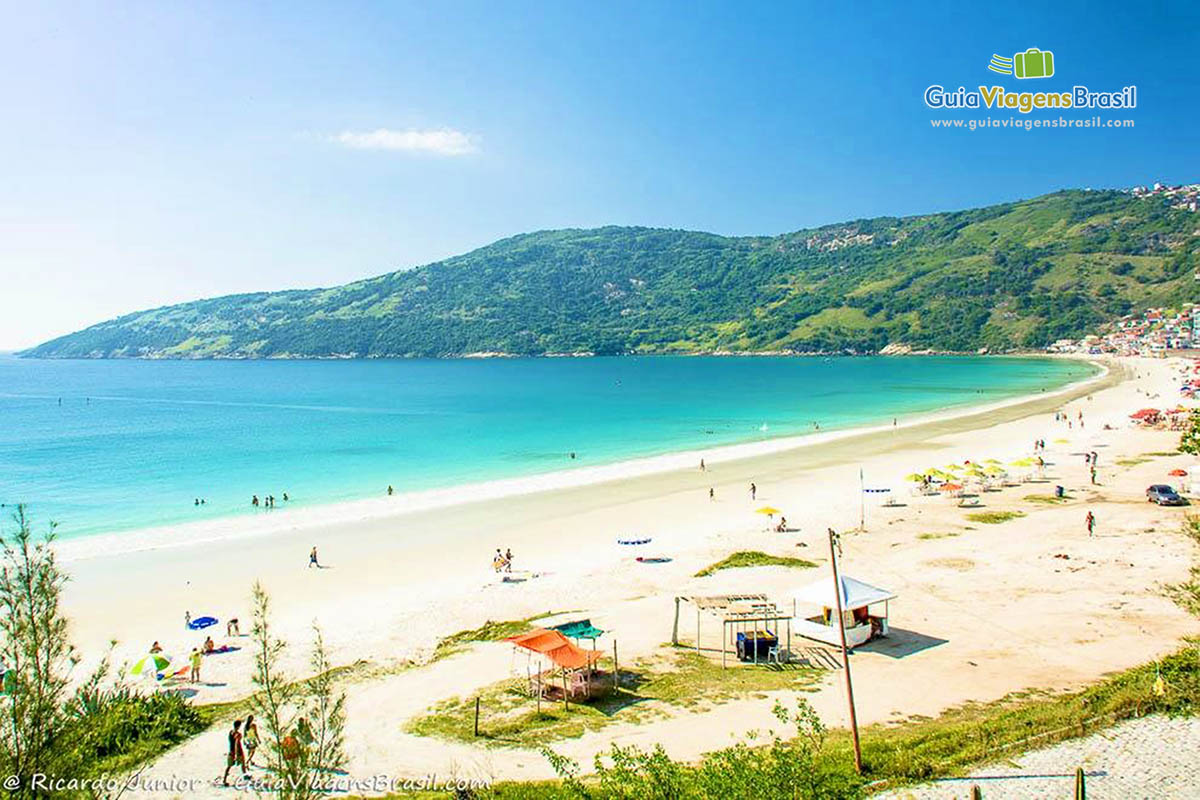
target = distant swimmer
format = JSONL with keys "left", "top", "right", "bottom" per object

{"left": 387, "top": 485, "right": 393, "bottom": 496}
{"left": 569, "top": 452, "right": 576, "bottom": 459}
{"left": 282, "top": 492, "right": 288, "bottom": 502}
{"left": 251, "top": 495, "right": 259, "bottom": 507}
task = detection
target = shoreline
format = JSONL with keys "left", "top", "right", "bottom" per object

{"left": 55, "top": 355, "right": 1110, "bottom": 563}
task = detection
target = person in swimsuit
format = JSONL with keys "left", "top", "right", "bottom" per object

{"left": 243, "top": 714, "right": 260, "bottom": 768}
{"left": 309, "top": 547, "right": 319, "bottom": 568}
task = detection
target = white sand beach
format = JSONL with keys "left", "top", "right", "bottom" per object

{"left": 54, "top": 354, "right": 1200, "bottom": 796}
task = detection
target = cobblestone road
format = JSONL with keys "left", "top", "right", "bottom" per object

{"left": 876, "top": 715, "right": 1200, "bottom": 799}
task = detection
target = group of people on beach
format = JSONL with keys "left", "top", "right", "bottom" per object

{"left": 251, "top": 493, "right": 287, "bottom": 508}
{"left": 492, "top": 547, "right": 514, "bottom": 573}
{"left": 1054, "top": 409, "right": 1085, "bottom": 430}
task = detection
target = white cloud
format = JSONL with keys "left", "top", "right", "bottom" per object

{"left": 330, "top": 127, "right": 479, "bottom": 156}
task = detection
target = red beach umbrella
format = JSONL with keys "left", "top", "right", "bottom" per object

{"left": 1169, "top": 469, "right": 1188, "bottom": 477}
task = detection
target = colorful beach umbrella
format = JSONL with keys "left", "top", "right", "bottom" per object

{"left": 983, "top": 458, "right": 1002, "bottom": 465}
{"left": 131, "top": 653, "right": 171, "bottom": 679}
{"left": 1169, "top": 469, "right": 1188, "bottom": 477}
{"left": 904, "top": 473, "right": 926, "bottom": 482}
{"left": 755, "top": 506, "right": 782, "bottom": 516}
{"left": 939, "top": 483, "right": 964, "bottom": 492}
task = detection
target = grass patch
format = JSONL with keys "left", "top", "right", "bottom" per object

{"left": 917, "top": 532, "right": 960, "bottom": 540}
{"left": 1023, "top": 493, "right": 1070, "bottom": 504}
{"left": 1143, "top": 451, "right": 1181, "bottom": 457}
{"left": 694, "top": 550, "right": 816, "bottom": 577}
{"left": 1116, "top": 457, "right": 1150, "bottom": 467}
{"left": 965, "top": 510, "right": 1026, "bottom": 524}
{"left": 406, "top": 650, "right": 822, "bottom": 747}
{"left": 432, "top": 616, "right": 552, "bottom": 662}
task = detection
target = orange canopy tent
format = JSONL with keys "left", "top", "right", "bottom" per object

{"left": 506, "top": 629, "right": 601, "bottom": 670}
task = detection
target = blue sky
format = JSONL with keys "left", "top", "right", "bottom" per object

{"left": 1, "top": 1, "right": 1196, "bottom": 348}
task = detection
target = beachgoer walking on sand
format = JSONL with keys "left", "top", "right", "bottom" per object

{"left": 227, "top": 618, "right": 240, "bottom": 637}
{"left": 505, "top": 548, "right": 513, "bottom": 573}
{"left": 493, "top": 548, "right": 503, "bottom": 572}
{"left": 709, "top": 487, "right": 714, "bottom": 501}
{"left": 750, "top": 483, "right": 757, "bottom": 501}
{"left": 243, "top": 715, "right": 260, "bottom": 768}
{"left": 1090, "top": 451, "right": 1098, "bottom": 466}
{"left": 189, "top": 647, "right": 202, "bottom": 683}
{"left": 1086, "top": 511, "right": 1095, "bottom": 537}
{"left": 699, "top": 458, "right": 706, "bottom": 472}
{"left": 308, "top": 547, "right": 319, "bottom": 568}
{"left": 184, "top": 610, "right": 191, "bottom": 629}
{"left": 222, "top": 719, "right": 247, "bottom": 786}
{"left": 1090, "top": 466, "right": 1098, "bottom": 485}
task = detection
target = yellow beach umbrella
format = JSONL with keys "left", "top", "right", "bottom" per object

{"left": 755, "top": 506, "right": 782, "bottom": 516}
{"left": 983, "top": 458, "right": 1002, "bottom": 465}
{"left": 984, "top": 465, "right": 1006, "bottom": 475}
{"left": 944, "top": 464, "right": 963, "bottom": 471}
{"left": 905, "top": 473, "right": 926, "bottom": 482}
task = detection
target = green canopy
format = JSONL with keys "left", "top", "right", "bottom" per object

{"left": 552, "top": 619, "right": 605, "bottom": 641}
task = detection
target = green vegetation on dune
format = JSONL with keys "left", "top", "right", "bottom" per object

{"left": 23, "top": 190, "right": 1200, "bottom": 359}
{"left": 966, "top": 510, "right": 1026, "bottom": 524}
{"left": 693, "top": 550, "right": 817, "bottom": 577}
{"left": 406, "top": 650, "right": 822, "bottom": 747}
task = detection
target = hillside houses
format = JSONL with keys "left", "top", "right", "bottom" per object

{"left": 1129, "top": 181, "right": 1200, "bottom": 212}
{"left": 1048, "top": 305, "right": 1200, "bottom": 355}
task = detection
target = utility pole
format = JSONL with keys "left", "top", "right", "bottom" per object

{"left": 828, "top": 527, "right": 863, "bottom": 773}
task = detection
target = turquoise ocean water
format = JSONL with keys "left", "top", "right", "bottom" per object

{"left": 0, "top": 355, "right": 1097, "bottom": 540}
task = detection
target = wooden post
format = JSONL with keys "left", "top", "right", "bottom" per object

{"left": 1075, "top": 766, "right": 1086, "bottom": 800}
{"left": 473, "top": 696, "right": 481, "bottom": 737}
{"left": 671, "top": 597, "right": 680, "bottom": 646}
{"left": 612, "top": 640, "right": 619, "bottom": 691}
{"left": 829, "top": 528, "right": 863, "bottom": 774}
{"left": 970, "top": 786, "right": 981, "bottom": 800}
{"left": 536, "top": 671, "right": 542, "bottom": 714}
{"left": 561, "top": 671, "right": 569, "bottom": 711}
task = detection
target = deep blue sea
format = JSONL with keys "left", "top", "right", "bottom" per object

{"left": 0, "top": 355, "right": 1096, "bottom": 539}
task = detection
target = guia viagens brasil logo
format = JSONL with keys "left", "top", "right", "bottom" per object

{"left": 925, "top": 47, "right": 1136, "bottom": 113}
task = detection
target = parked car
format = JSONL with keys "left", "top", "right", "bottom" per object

{"left": 1147, "top": 484, "right": 1187, "bottom": 506}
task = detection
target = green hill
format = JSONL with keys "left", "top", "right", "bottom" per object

{"left": 24, "top": 189, "right": 1199, "bottom": 359}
